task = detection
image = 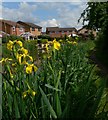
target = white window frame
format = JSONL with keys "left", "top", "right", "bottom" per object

{"left": 19, "top": 27, "right": 24, "bottom": 32}
{"left": 12, "top": 26, "right": 15, "bottom": 31}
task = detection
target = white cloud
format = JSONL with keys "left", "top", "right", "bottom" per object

{"left": 36, "top": 2, "right": 87, "bottom": 30}
{"left": 19, "top": 2, "right": 37, "bottom": 11}
{"left": 0, "top": 5, "right": 2, "bottom": 19}
{"left": 56, "top": 2, "right": 87, "bottom": 29}
{"left": 39, "top": 18, "right": 60, "bottom": 31}
{"left": 2, "top": 2, "right": 38, "bottom": 22}
{"left": 2, "top": 0, "right": 86, "bottom": 2}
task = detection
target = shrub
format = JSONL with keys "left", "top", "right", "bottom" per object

{"left": 2, "top": 35, "right": 23, "bottom": 43}
{"left": 38, "top": 35, "right": 51, "bottom": 41}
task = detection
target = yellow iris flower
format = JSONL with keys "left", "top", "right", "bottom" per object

{"left": 67, "top": 41, "right": 72, "bottom": 44}
{"left": 26, "top": 64, "right": 38, "bottom": 74}
{"left": 10, "top": 71, "right": 13, "bottom": 79}
{"left": 26, "top": 65, "right": 32, "bottom": 74}
{"left": 18, "top": 54, "right": 24, "bottom": 64}
{"left": 72, "top": 41, "right": 77, "bottom": 45}
{"left": 20, "top": 47, "right": 28, "bottom": 55}
{"left": 53, "top": 39, "right": 60, "bottom": 50}
{"left": 28, "top": 56, "right": 33, "bottom": 62}
{"left": 31, "top": 91, "right": 36, "bottom": 96}
{"left": 33, "top": 65, "right": 38, "bottom": 72}
{"left": 16, "top": 53, "right": 33, "bottom": 65}
{"left": 12, "top": 63, "right": 16, "bottom": 67}
{"left": 22, "top": 91, "right": 27, "bottom": 98}
{"left": 0, "top": 58, "right": 12, "bottom": 63}
{"left": 22, "top": 89, "right": 36, "bottom": 98}
{"left": 46, "top": 43, "right": 49, "bottom": 51}
{"left": 7, "top": 40, "right": 14, "bottom": 50}
{"left": 16, "top": 41, "right": 23, "bottom": 47}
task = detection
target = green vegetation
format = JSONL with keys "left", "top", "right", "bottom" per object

{"left": 1, "top": 2, "right": 108, "bottom": 119}
{"left": 2, "top": 35, "right": 24, "bottom": 43}
{"left": 79, "top": 2, "right": 108, "bottom": 67}
{"left": 1, "top": 39, "right": 108, "bottom": 119}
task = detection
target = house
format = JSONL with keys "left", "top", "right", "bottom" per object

{"left": 78, "top": 26, "right": 97, "bottom": 38}
{"left": 46, "top": 27, "right": 77, "bottom": 38}
{"left": 17, "top": 21, "right": 42, "bottom": 37}
{"left": 0, "top": 19, "right": 25, "bottom": 36}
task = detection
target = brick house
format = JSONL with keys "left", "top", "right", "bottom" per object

{"left": 0, "top": 19, "right": 25, "bottom": 36}
{"left": 46, "top": 27, "right": 77, "bottom": 38}
{"left": 17, "top": 21, "right": 42, "bottom": 37}
{"left": 78, "top": 27, "right": 97, "bottom": 37}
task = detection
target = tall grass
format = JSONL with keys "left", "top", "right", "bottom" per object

{"left": 2, "top": 39, "right": 107, "bottom": 119}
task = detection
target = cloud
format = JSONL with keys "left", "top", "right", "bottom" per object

{"left": 39, "top": 0, "right": 87, "bottom": 28}
{"left": 19, "top": 2, "right": 37, "bottom": 11}
{"left": 2, "top": 2, "right": 38, "bottom": 22}
{"left": 2, "top": 0, "right": 85, "bottom": 2}
{"left": 39, "top": 18, "right": 60, "bottom": 31}
{"left": 56, "top": 2, "right": 87, "bottom": 29}
{"left": 0, "top": 5, "right": 2, "bottom": 19}
{"left": 38, "top": 2, "right": 87, "bottom": 30}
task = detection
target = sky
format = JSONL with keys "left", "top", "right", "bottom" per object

{"left": 1, "top": 1, "right": 88, "bottom": 32}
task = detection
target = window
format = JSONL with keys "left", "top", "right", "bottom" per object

{"left": 32, "top": 27, "right": 35, "bottom": 31}
{"left": 85, "top": 31, "right": 88, "bottom": 33}
{"left": 55, "top": 31, "right": 59, "bottom": 34}
{"left": 38, "top": 28, "right": 41, "bottom": 32}
{"left": 50, "top": 31, "right": 55, "bottom": 34}
{"left": 19, "top": 27, "right": 23, "bottom": 32}
{"left": 12, "top": 26, "right": 15, "bottom": 31}
{"left": 62, "top": 31, "right": 64, "bottom": 34}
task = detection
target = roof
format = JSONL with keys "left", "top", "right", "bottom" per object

{"left": 17, "top": 21, "right": 42, "bottom": 29}
{"left": 78, "top": 25, "right": 89, "bottom": 32}
{"left": 0, "top": 19, "right": 23, "bottom": 27}
{"left": 46, "top": 27, "right": 59, "bottom": 31}
{"left": 60, "top": 28, "right": 77, "bottom": 31}
{"left": 46, "top": 27, "right": 77, "bottom": 32}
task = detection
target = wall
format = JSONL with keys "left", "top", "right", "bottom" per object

{"left": 30, "top": 28, "right": 42, "bottom": 36}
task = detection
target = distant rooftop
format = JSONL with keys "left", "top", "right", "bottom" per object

{"left": 0, "top": 19, "right": 23, "bottom": 27}
{"left": 17, "top": 21, "right": 42, "bottom": 29}
{"left": 46, "top": 27, "right": 77, "bottom": 32}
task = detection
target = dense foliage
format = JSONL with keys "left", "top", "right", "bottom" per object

{"left": 78, "top": 2, "right": 108, "bottom": 65}
{"left": 1, "top": 39, "right": 108, "bottom": 119}
{"left": 2, "top": 35, "right": 23, "bottom": 43}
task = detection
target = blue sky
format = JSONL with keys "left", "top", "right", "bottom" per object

{"left": 1, "top": 1, "right": 88, "bottom": 31}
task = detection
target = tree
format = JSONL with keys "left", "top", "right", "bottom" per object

{"left": 78, "top": 2, "right": 108, "bottom": 30}
{"left": 78, "top": 2, "right": 108, "bottom": 65}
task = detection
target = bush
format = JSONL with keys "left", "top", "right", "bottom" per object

{"left": 37, "top": 39, "right": 48, "bottom": 44}
{"left": 95, "top": 28, "right": 108, "bottom": 67}
{"left": 2, "top": 35, "right": 23, "bottom": 43}
{"left": 38, "top": 35, "right": 51, "bottom": 41}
